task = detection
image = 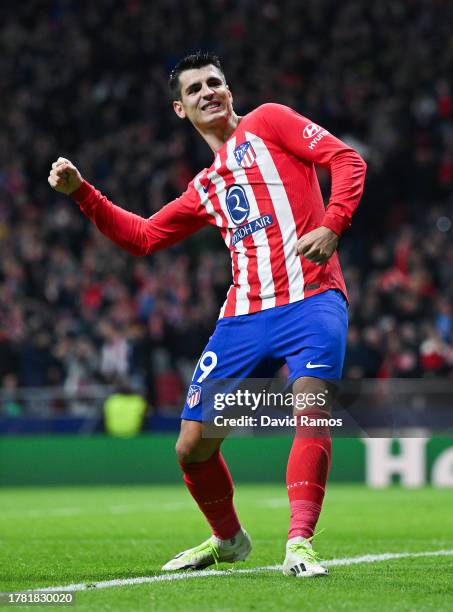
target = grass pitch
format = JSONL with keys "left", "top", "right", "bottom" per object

{"left": 1, "top": 484, "right": 453, "bottom": 611}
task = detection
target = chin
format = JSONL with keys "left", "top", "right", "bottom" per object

{"left": 202, "top": 110, "right": 228, "bottom": 126}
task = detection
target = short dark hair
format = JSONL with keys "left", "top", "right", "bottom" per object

{"left": 169, "top": 51, "right": 224, "bottom": 100}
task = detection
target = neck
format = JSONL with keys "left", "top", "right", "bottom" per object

{"left": 197, "top": 112, "right": 241, "bottom": 153}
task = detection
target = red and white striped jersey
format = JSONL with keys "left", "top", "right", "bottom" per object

{"left": 72, "top": 103, "right": 367, "bottom": 318}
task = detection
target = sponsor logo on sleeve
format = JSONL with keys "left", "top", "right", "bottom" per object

{"left": 303, "top": 123, "right": 322, "bottom": 139}
{"left": 303, "top": 123, "right": 329, "bottom": 150}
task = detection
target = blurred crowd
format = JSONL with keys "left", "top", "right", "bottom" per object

{"left": 1, "top": 0, "right": 452, "bottom": 415}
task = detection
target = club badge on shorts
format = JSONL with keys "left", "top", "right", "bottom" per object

{"left": 186, "top": 384, "right": 202, "bottom": 408}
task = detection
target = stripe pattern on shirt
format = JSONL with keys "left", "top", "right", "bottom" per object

{"left": 193, "top": 132, "right": 305, "bottom": 318}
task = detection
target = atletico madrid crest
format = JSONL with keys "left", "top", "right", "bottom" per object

{"left": 186, "top": 384, "right": 202, "bottom": 408}
{"left": 234, "top": 141, "right": 256, "bottom": 168}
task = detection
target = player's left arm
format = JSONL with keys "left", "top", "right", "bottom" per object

{"left": 261, "top": 103, "right": 367, "bottom": 264}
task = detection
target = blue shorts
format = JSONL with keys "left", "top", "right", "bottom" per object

{"left": 181, "top": 289, "right": 348, "bottom": 421}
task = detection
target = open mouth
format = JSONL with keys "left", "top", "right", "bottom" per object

{"left": 201, "top": 101, "right": 222, "bottom": 111}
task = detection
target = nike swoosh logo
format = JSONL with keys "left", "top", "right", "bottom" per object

{"left": 202, "top": 179, "right": 212, "bottom": 193}
{"left": 306, "top": 361, "right": 330, "bottom": 369}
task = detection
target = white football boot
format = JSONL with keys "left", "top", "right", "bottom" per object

{"left": 282, "top": 536, "right": 328, "bottom": 577}
{"left": 162, "top": 528, "right": 252, "bottom": 571}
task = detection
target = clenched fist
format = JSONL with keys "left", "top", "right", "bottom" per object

{"left": 48, "top": 157, "right": 83, "bottom": 195}
{"left": 295, "top": 226, "right": 339, "bottom": 265}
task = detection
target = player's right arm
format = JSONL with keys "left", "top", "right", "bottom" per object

{"left": 48, "top": 157, "right": 207, "bottom": 255}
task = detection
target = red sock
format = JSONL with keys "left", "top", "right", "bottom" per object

{"left": 180, "top": 450, "right": 241, "bottom": 540}
{"left": 286, "top": 409, "right": 332, "bottom": 540}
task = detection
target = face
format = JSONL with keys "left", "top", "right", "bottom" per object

{"left": 173, "top": 65, "right": 233, "bottom": 130}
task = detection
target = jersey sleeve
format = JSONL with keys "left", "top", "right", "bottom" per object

{"left": 70, "top": 179, "right": 208, "bottom": 256}
{"left": 259, "top": 103, "right": 367, "bottom": 235}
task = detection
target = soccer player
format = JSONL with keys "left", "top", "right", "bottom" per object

{"left": 48, "top": 52, "right": 366, "bottom": 577}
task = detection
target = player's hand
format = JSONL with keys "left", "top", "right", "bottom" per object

{"left": 295, "top": 226, "right": 339, "bottom": 265}
{"left": 48, "top": 157, "right": 83, "bottom": 195}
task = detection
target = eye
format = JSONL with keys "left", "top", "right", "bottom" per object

{"left": 186, "top": 84, "right": 201, "bottom": 95}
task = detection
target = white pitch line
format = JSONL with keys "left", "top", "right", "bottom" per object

{"left": 34, "top": 549, "right": 453, "bottom": 593}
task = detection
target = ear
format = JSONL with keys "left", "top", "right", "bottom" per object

{"left": 226, "top": 85, "right": 233, "bottom": 104}
{"left": 173, "top": 100, "right": 186, "bottom": 120}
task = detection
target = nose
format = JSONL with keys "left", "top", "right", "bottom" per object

{"left": 200, "top": 82, "right": 215, "bottom": 98}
